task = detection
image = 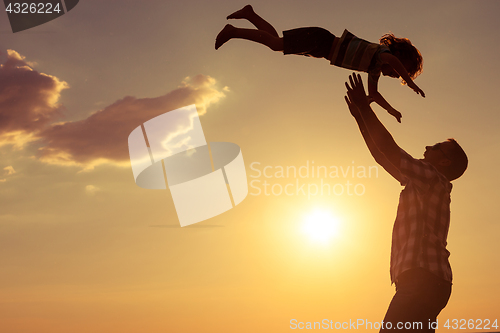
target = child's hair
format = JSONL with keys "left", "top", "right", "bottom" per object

{"left": 379, "top": 33, "right": 423, "bottom": 85}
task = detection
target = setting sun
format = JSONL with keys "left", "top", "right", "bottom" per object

{"left": 302, "top": 209, "right": 340, "bottom": 244}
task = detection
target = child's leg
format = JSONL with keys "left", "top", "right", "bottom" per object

{"left": 227, "top": 5, "right": 279, "bottom": 38}
{"left": 215, "top": 24, "right": 283, "bottom": 51}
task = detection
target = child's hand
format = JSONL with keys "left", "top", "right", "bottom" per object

{"left": 409, "top": 83, "right": 425, "bottom": 97}
{"left": 388, "top": 107, "right": 402, "bottom": 123}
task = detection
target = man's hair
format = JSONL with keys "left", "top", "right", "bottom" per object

{"left": 443, "top": 138, "right": 468, "bottom": 181}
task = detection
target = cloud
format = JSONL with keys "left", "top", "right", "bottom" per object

{"left": 0, "top": 50, "right": 228, "bottom": 170}
{"left": 85, "top": 185, "right": 100, "bottom": 195}
{"left": 0, "top": 165, "right": 16, "bottom": 182}
{"left": 3, "top": 166, "right": 16, "bottom": 175}
{"left": 0, "top": 49, "right": 68, "bottom": 148}
{"left": 37, "top": 74, "right": 226, "bottom": 169}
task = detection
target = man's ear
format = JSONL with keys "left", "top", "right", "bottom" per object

{"left": 439, "top": 158, "right": 452, "bottom": 167}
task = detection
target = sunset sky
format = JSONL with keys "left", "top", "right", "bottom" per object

{"left": 0, "top": 1, "right": 499, "bottom": 332}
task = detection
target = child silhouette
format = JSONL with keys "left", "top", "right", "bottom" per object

{"left": 216, "top": 5, "right": 425, "bottom": 122}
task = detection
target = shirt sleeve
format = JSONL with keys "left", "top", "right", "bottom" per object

{"left": 399, "top": 149, "right": 439, "bottom": 193}
{"left": 368, "top": 46, "right": 391, "bottom": 80}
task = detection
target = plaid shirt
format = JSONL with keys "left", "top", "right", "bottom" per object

{"left": 390, "top": 149, "right": 453, "bottom": 284}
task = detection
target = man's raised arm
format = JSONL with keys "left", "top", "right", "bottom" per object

{"left": 345, "top": 95, "right": 401, "bottom": 182}
{"left": 344, "top": 73, "right": 401, "bottom": 176}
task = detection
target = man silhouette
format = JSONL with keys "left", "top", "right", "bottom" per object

{"left": 344, "top": 74, "right": 468, "bottom": 333}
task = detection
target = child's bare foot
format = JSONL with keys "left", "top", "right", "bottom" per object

{"left": 227, "top": 4, "right": 254, "bottom": 20}
{"left": 215, "top": 24, "right": 235, "bottom": 50}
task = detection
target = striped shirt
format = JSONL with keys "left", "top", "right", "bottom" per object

{"left": 390, "top": 149, "right": 453, "bottom": 284}
{"left": 328, "top": 29, "right": 390, "bottom": 80}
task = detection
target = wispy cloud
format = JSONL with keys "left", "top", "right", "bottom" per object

{"left": 3, "top": 166, "right": 16, "bottom": 175}
{"left": 85, "top": 185, "right": 100, "bottom": 195}
{"left": 38, "top": 74, "right": 226, "bottom": 169}
{"left": 0, "top": 165, "right": 16, "bottom": 182}
{"left": 0, "top": 50, "right": 227, "bottom": 170}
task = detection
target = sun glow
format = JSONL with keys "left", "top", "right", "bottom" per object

{"left": 301, "top": 209, "right": 340, "bottom": 244}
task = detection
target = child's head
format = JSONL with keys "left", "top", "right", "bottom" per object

{"left": 379, "top": 33, "right": 423, "bottom": 84}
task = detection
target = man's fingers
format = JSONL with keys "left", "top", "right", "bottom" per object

{"left": 345, "top": 81, "right": 352, "bottom": 91}
{"left": 357, "top": 74, "right": 364, "bottom": 89}
{"left": 354, "top": 73, "right": 362, "bottom": 86}
{"left": 345, "top": 90, "right": 353, "bottom": 103}
{"left": 344, "top": 95, "right": 351, "bottom": 105}
{"left": 349, "top": 74, "right": 355, "bottom": 89}
{"left": 346, "top": 73, "right": 367, "bottom": 99}
{"left": 346, "top": 73, "right": 368, "bottom": 102}
{"left": 348, "top": 73, "right": 364, "bottom": 91}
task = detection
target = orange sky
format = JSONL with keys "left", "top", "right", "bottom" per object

{"left": 0, "top": 1, "right": 499, "bottom": 332}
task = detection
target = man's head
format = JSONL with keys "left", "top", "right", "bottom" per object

{"left": 423, "top": 138, "right": 468, "bottom": 181}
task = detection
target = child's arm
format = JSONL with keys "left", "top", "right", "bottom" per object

{"left": 379, "top": 53, "right": 425, "bottom": 97}
{"left": 367, "top": 75, "right": 402, "bottom": 123}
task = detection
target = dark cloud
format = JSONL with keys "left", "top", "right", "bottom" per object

{"left": 0, "top": 50, "right": 67, "bottom": 147}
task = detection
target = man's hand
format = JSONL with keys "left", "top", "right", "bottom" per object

{"left": 345, "top": 95, "right": 360, "bottom": 119}
{"left": 345, "top": 73, "right": 370, "bottom": 111}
